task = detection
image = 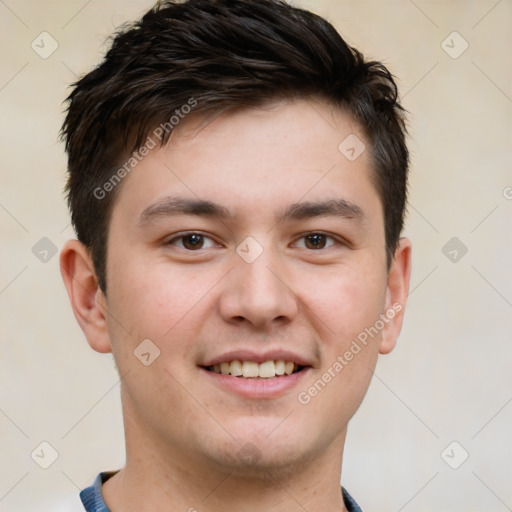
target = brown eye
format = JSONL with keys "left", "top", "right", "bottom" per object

{"left": 305, "top": 234, "right": 326, "bottom": 249}
{"left": 182, "top": 234, "right": 204, "bottom": 250}
{"left": 167, "top": 233, "right": 216, "bottom": 251}
{"left": 295, "top": 233, "right": 337, "bottom": 250}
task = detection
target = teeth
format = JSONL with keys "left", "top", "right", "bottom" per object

{"left": 230, "top": 360, "right": 243, "bottom": 377}
{"left": 209, "top": 360, "right": 300, "bottom": 378}
{"left": 275, "top": 360, "right": 285, "bottom": 375}
{"left": 242, "top": 361, "right": 259, "bottom": 378}
{"left": 258, "top": 360, "right": 276, "bottom": 378}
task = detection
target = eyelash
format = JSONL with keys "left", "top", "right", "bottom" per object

{"left": 165, "top": 231, "right": 340, "bottom": 251}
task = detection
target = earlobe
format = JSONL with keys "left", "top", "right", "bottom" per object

{"left": 60, "top": 240, "right": 112, "bottom": 354}
{"left": 379, "top": 237, "right": 412, "bottom": 355}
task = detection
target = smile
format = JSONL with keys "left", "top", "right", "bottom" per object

{"left": 206, "top": 360, "right": 303, "bottom": 379}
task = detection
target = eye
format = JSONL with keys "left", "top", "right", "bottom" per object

{"left": 294, "top": 232, "right": 337, "bottom": 250}
{"left": 166, "top": 232, "right": 218, "bottom": 251}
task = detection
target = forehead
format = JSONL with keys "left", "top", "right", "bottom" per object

{"left": 109, "top": 98, "right": 382, "bottom": 227}
{"left": 169, "top": 98, "right": 364, "bottom": 165}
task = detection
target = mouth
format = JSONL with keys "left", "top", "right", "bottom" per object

{"left": 204, "top": 359, "right": 306, "bottom": 379}
{"left": 199, "top": 350, "right": 314, "bottom": 398}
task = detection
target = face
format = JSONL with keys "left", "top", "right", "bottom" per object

{"left": 64, "top": 98, "right": 410, "bottom": 476}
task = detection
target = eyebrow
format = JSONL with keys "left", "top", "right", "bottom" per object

{"left": 138, "top": 195, "right": 364, "bottom": 225}
{"left": 138, "top": 196, "right": 232, "bottom": 224}
{"left": 278, "top": 198, "right": 364, "bottom": 223}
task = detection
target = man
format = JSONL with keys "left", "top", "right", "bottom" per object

{"left": 60, "top": 0, "right": 411, "bottom": 510}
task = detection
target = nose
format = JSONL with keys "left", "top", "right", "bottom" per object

{"left": 218, "top": 242, "right": 299, "bottom": 330}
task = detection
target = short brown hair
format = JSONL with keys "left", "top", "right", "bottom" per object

{"left": 61, "top": 0, "right": 409, "bottom": 292}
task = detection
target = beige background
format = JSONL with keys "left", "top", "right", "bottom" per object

{"left": 1, "top": 1, "right": 511, "bottom": 511}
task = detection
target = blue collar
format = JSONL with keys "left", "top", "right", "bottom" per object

{"left": 80, "top": 471, "right": 363, "bottom": 511}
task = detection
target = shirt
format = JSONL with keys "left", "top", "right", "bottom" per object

{"left": 80, "top": 471, "right": 363, "bottom": 512}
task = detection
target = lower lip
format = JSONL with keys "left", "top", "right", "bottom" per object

{"left": 200, "top": 367, "right": 311, "bottom": 399}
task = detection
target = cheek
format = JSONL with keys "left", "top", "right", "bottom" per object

{"left": 306, "top": 268, "right": 386, "bottom": 413}
{"left": 104, "top": 257, "right": 221, "bottom": 373}
{"left": 302, "top": 265, "right": 387, "bottom": 343}
{"left": 107, "top": 256, "right": 204, "bottom": 333}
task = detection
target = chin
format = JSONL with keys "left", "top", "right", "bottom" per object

{"left": 206, "top": 433, "right": 316, "bottom": 478}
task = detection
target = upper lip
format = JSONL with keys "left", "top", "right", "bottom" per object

{"left": 202, "top": 349, "right": 314, "bottom": 368}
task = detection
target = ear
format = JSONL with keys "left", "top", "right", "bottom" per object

{"left": 60, "top": 239, "right": 112, "bottom": 353}
{"left": 379, "top": 237, "right": 412, "bottom": 355}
